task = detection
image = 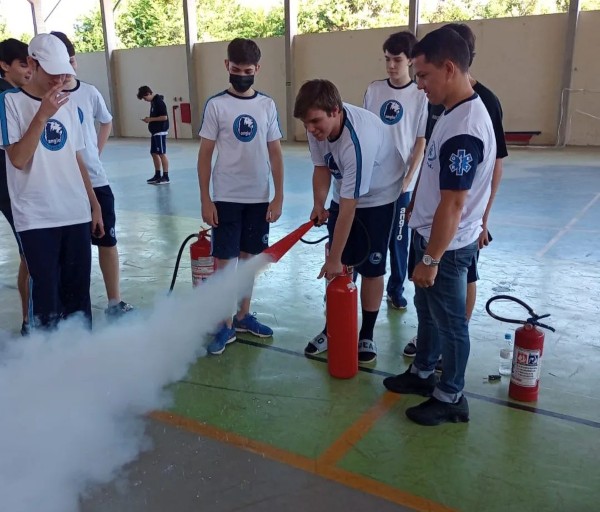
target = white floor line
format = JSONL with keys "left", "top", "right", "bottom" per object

{"left": 536, "top": 192, "right": 600, "bottom": 258}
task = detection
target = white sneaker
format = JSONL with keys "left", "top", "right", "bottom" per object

{"left": 305, "top": 331, "right": 328, "bottom": 355}
{"left": 403, "top": 335, "right": 418, "bottom": 357}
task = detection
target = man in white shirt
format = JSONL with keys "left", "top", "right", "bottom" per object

{"left": 383, "top": 28, "right": 496, "bottom": 426}
{"left": 0, "top": 33, "right": 104, "bottom": 330}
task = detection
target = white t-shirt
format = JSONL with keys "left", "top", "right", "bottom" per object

{"left": 308, "top": 103, "right": 403, "bottom": 209}
{"left": 67, "top": 80, "right": 112, "bottom": 188}
{"left": 0, "top": 88, "right": 91, "bottom": 232}
{"left": 198, "top": 90, "right": 282, "bottom": 203}
{"left": 409, "top": 94, "right": 496, "bottom": 250}
{"left": 363, "top": 79, "right": 428, "bottom": 192}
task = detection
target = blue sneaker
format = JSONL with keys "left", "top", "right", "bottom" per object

{"left": 387, "top": 294, "right": 408, "bottom": 310}
{"left": 232, "top": 313, "right": 273, "bottom": 338}
{"left": 207, "top": 325, "right": 236, "bottom": 355}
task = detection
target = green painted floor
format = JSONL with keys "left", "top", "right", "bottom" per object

{"left": 1, "top": 140, "right": 599, "bottom": 511}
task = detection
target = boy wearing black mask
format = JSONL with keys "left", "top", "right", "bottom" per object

{"left": 197, "top": 38, "right": 284, "bottom": 356}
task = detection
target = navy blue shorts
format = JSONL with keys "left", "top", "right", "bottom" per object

{"left": 211, "top": 202, "right": 269, "bottom": 259}
{"left": 92, "top": 185, "right": 117, "bottom": 247}
{"left": 327, "top": 201, "right": 394, "bottom": 278}
{"left": 150, "top": 134, "right": 167, "bottom": 155}
{"left": 18, "top": 222, "right": 92, "bottom": 330}
{"left": 1, "top": 203, "right": 24, "bottom": 256}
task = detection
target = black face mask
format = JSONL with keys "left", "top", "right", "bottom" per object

{"left": 229, "top": 74, "right": 254, "bottom": 93}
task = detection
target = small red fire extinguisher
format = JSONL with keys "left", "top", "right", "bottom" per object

{"left": 326, "top": 266, "right": 359, "bottom": 379}
{"left": 190, "top": 229, "right": 215, "bottom": 287}
{"left": 486, "top": 295, "right": 555, "bottom": 402}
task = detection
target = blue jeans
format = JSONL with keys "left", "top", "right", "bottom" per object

{"left": 412, "top": 232, "right": 478, "bottom": 403}
{"left": 386, "top": 191, "right": 411, "bottom": 300}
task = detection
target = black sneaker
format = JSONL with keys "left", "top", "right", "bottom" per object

{"left": 147, "top": 173, "right": 161, "bottom": 184}
{"left": 383, "top": 364, "right": 437, "bottom": 396}
{"left": 157, "top": 174, "right": 170, "bottom": 184}
{"left": 105, "top": 301, "right": 134, "bottom": 318}
{"left": 405, "top": 396, "right": 469, "bottom": 426}
{"left": 20, "top": 321, "right": 30, "bottom": 336}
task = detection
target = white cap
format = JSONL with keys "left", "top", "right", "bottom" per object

{"left": 28, "top": 33, "right": 76, "bottom": 76}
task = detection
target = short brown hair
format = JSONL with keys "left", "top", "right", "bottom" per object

{"left": 293, "top": 79, "right": 343, "bottom": 119}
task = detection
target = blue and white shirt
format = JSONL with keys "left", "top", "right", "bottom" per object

{"left": 409, "top": 94, "right": 496, "bottom": 250}
{"left": 363, "top": 79, "right": 428, "bottom": 192}
{"left": 68, "top": 80, "right": 113, "bottom": 188}
{"left": 308, "top": 103, "right": 403, "bottom": 208}
{"left": 199, "top": 90, "right": 282, "bottom": 203}
{"left": 0, "top": 88, "right": 90, "bottom": 232}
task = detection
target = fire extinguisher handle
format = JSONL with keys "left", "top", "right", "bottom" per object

{"left": 485, "top": 295, "right": 555, "bottom": 332}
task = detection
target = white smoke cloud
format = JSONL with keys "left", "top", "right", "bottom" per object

{"left": 0, "top": 255, "right": 268, "bottom": 512}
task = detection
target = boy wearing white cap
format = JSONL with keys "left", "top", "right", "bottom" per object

{"left": 0, "top": 33, "right": 104, "bottom": 330}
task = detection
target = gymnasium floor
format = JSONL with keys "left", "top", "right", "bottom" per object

{"left": 1, "top": 140, "right": 599, "bottom": 511}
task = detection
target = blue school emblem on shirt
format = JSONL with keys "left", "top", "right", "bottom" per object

{"left": 233, "top": 114, "right": 257, "bottom": 142}
{"left": 78, "top": 107, "right": 84, "bottom": 124}
{"left": 449, "top": 149, "right": 473, "bottom": 176}
{"left": 380, "top": 100, "right": 403, "bottom": 125}
{"left": 40, "top": 119, "right": 67, "bottom": 151}
{"left": 325, "top": 152, "right": 342, "bottom": 180}
{"left": 426, "top": 141, "right": 436, "bottom": 168}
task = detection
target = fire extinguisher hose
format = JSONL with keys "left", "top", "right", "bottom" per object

{"left": 168, "top": 233, "right": 198, "bottom": 295}
{"left": 299, "top": 211, "right": 372, "bottom": 268}
{"left": 485, "top": 295, "right": 555, "bottom": 332}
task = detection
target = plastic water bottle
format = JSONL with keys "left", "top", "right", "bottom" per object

{"left": 498, "top": 332, "right": 514, "bottom": 376}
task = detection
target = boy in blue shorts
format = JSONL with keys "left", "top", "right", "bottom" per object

{"left": 137, "top": 85, "right": 170, "bottom": 184}
{"left": 294, "top": 79, "right": 404, "bottom": 364}
{"left": 198, "top": 38, "right": 284, "bottom": 355}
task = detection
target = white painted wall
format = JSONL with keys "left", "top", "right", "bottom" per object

{"left": 193, "top": 37, "right": 286, "bottom": 138}
{"left": 74, "top": 11, "right": 600, "bottom": 146}
{"left": 114, "top": 45, "right": 192, "bottom": 139}
{"left": 74, "top": 51, "right": 111, "bottom": 112}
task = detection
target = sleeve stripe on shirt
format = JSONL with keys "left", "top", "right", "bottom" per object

{"left": 0, "top": 90, "right": 16, "bottom": 146}
{"left": 198, "top": 91, "right": 227, "bottom": 134}
{"left": 344, "top": 117, "right": 362, "bottom": 199}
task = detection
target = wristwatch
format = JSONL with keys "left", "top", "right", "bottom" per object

{"left": 422, "top": 254, "right": 440, "bottom": 267}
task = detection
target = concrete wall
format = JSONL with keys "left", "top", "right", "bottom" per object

{"left": 75, "top": 51, "right": 111, "bottom": 112}
{"left": 114, "top": 45, "right": 192, "bottom": 139}
{"left": 569, "top": 10, "right": 600, "bottom": 146}
{"left": 75, "top": 11, "right": 600, "bottom": 146}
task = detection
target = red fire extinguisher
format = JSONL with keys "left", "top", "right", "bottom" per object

{"left": 190, "top": 229, "right": 215, "bottom": 287}
{"left": 326, "top": 266, "right": 359, "bottom": 379}
{"left": 486, "top": 295, "right": 555, "bottom": 402}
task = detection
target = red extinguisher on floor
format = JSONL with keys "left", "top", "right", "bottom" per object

{"left": 168, "top": 228, "right": 216, "bottom": 294}
{"left": 326, "top": 266, "right": 359, "bottom": 379}
{"left": 190, "top": 229, "right": 215, "bottom": 287}
{"left": 486, "top": 295, "right": 555, "bottom": 402}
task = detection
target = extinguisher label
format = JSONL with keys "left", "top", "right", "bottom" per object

{"left": 510, "top": 348, "right": 541, "bottom": 387}
{"left": 191, "top": 257, "right": 214, "bottom": 287}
